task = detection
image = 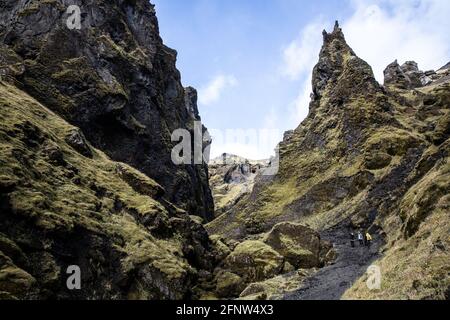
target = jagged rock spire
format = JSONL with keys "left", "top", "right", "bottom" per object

{"left": 322, "top": 20, "right": 345, "bottom": 43}
{"left": 384, "top": 60, "right": 433, "bottom": 89}
{"left": 312, "top": 21, "right": 377, "bottom": 101}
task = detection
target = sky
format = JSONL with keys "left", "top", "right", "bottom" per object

{"left": 152, "top": 0, "right": 450, "bottom": 160}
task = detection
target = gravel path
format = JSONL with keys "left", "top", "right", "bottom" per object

{"left": 284, "top": 224, "right": 382, "bottom": 300}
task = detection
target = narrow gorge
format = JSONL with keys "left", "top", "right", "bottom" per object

{"left": 0, "top": 0, "right": 448, "bottom": 300}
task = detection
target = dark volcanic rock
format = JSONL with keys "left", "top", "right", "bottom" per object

{"left": 0, "top": 81, "right": 218, "bottom": 300}
{"left": 312, "top": 21, "right": 380, "bottom": 102}
{"left": 384, "top": 60, "right": 432, "bottom": 89}
{"left": 384, "top": 60, "right": 412, "bottom": 89}
{"left": 0, "top": 0, "right": 214, "bottom": 221}
{"left": 65, "top": 128, "right": 93, "bottom": 158}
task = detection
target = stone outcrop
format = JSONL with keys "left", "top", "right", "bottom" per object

{"left": 238, "top": 269, "right": 314, "bottom": 300}
{"left": 384, "top": 60, "right": 433, "bottom": 89}
{"left": 223, "top": 240, "right": 285, "bottom": 284}
{"left": 205, "top": 222, "right": 334, "bottom": 299}
{"left": 264, "top": 222, "right": 335, "bottom": 268}
{"left": 0, "top": 0, "right": 214, "bottom": 221}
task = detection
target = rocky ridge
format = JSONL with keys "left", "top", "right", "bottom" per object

{"left": 0, "top": 2, "right": 448, "bottom": 300}
{"left": 0, "top": 81, "right": 217, "bottom": 299}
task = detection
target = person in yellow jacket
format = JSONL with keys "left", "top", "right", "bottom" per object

{"left": 365, "top": 232, "right": 372, "bottom": 247}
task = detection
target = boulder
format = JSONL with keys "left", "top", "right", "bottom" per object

{"left": 215, "top": 271, "right": 245, "bottom": 298}
{"left": 239, "top": 269, "right": 313, "bottom": 300}
{"left": 281, "top": 261, "right": 296, "bottom": 273}
{"left": 210, "top": 235, "right": 231, "bottom": 262}
{"left": 264, "top": 222, "right": 322, "bottom": 268}
{"left": 364, "top": 152, "right": 393, "bottom": 170}
{"left": 223, "top": 240, "right": 284, "bottom": 283}
{"left": 64, "top": 129, "right": 93, "bottom": 158}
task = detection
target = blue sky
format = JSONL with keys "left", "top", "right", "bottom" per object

{"left": 152, "top": 0, "right": 450, "bottom": 159}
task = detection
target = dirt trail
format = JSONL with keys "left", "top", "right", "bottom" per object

{"left": 284, "top": 224, "right": 382, "bottom": 300}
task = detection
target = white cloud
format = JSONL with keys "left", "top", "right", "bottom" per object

{"left": 344, "top": 0, "right": 450, "bottom": 82}
{"left": 289, "top": 76, "right": 313, "bottom": 127}
{"left": 208, "top": 109, "right": 283, "bottom": 160}
{"left": 281, "top": 20, "right": 325, "bottom": 127}
{"left": 281, "top": 22, "right": 326, "bottom": 80}
{"left": 198, "top": 74, "right": 237, "bottom": 106}
{"left": 285, "top": 0, "right": 450, "bottom": 127}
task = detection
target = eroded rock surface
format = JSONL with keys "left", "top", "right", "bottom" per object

{"left": 0, "top": 82, "right": 216, "bottom": 299}
{"left": 0, "top": 0, "right": 214, "bottom": 221}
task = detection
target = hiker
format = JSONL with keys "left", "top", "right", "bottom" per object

{"left": 366, "top": 232, "right": 372, "bottom": 247}
{"left": 357, "top": 231, "right": 364, "bottom": 246}
{"left": 350, "top": 232, "right": 355, "bottom": 247}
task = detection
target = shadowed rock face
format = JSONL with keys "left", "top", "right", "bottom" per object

{"left": 312, "top": 21, "right": 380, "bottom": 103}
{"left": 0, "top": 0, "right": 221, "bottom": 300}
{"left": 0, "top": 0, "right": 214, "bottom": 221}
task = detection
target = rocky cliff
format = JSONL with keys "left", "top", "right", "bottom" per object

{"left": 0, "top": 0, "right": 217, "bottom": 299}
{"left": 208, "top": 153, "right": 268, "bottom": 217}
{"left": 0, "top": 81, "right": 218, "bottom": 299}
{"left": 208, "top": 22, "right": 449, "bottom": 300}
{"left": 0, "top": 0, "right": 214, "bottom": 221}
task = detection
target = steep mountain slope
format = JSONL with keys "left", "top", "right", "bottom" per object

{"left": 0, "top": 81, "right": 216, "bottom": 299}
{"left": 208, "top": 22, "right": 449, "bottom": 299}
{"left": 0, "top": 0, "right": 213, "bottom": 221}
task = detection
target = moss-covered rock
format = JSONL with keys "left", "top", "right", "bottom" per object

{"left": 0, "top": 0, "right": 214, "bottom": 221}
{"left": 239, "top": 269, "right": 313, "bottom": 300}
{"left": 264, "top": 222, "right": 322, "bottom": 268}
{"left": 0, "top": 252, "right": 36, "bottom": 297}
{"left": 115, "top": 163, "right": 165, "bottom": 199}
{"left": 223, "top": 240, "right": 284, "bottom": 284}
{"left": 0, "top": 81, "right": 216, "bottom": 299}
{"left": 215, "top": 271, "right": 245, "bottom": 298}
{"left": 364, "top": 152, "right": 392, "bottom": 170}
{"left": 210, "top": 235, "right": 231, "bottom": 262}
